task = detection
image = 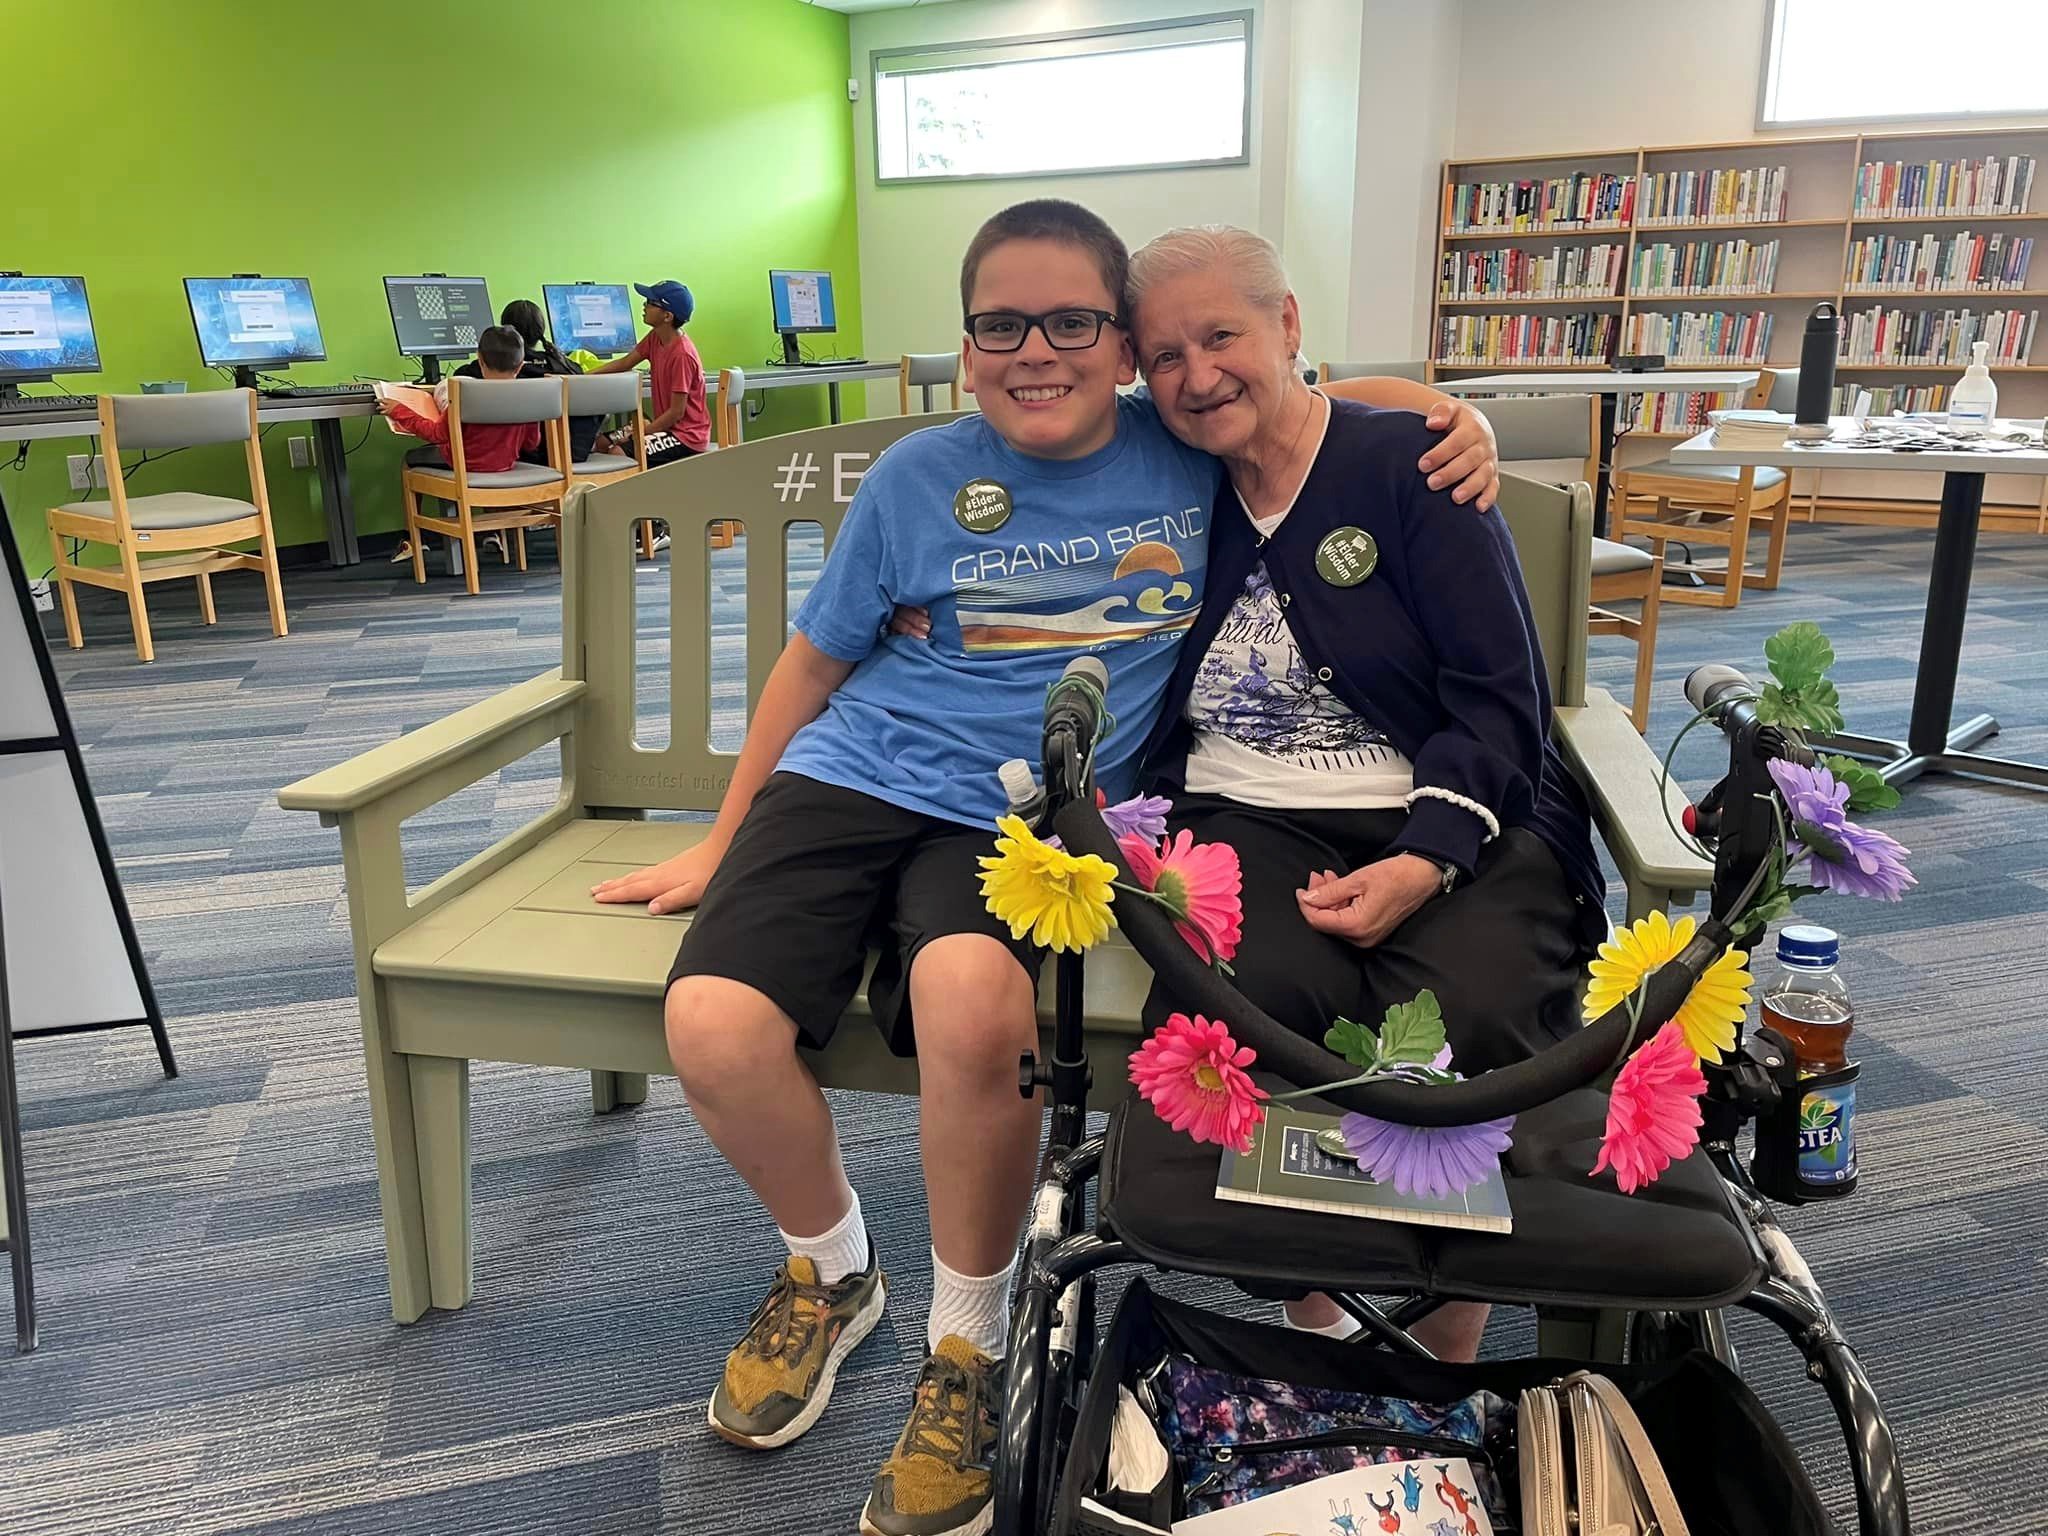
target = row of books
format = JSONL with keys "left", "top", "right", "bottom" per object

{"left": 1831, "top": 383, "right": 1950, "bottom": 415}
{"left": 1434, "top": 313, "right": 1617, "bottom": 366}
{"left": 1620, "top": 310, "right": 1775, "bottom": 364}
{"left": 1629, "top": 239, "right": 1781, "bottom": 296}
{"left": 1853, "top": 155, "right": 2036, "bottom": 219}
{"left": 1620, "top": 389, "right": 1746, "bottom": 432}
{"left": 1843, "top": 231, "right": 2034, "bottom": 293}
{"left": 1636, "top": 165, "right": 1789, "bottom": 227}
{"left": 1838, "top": 306, "right": 2039, "bottom": 366}
{"left": 1438, "top": 243, "right": 1626, "bottom": 300}
{"left": 1445, "top": 172, "right": 1634, "bottom": 232}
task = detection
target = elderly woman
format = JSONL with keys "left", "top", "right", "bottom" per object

{"left": 1127, "top": 226, "right": 1606, "bottom": 1358}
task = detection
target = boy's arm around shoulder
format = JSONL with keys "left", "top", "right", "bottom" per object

{"left": 589, "top": 635, "right": 854, "bottom": 913}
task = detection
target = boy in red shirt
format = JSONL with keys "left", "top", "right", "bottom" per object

{"left": 379, "top": 325, "right": 541, "bottom": 471}
{"left": 590, "top": 279, "right": 709, "bottom": 464}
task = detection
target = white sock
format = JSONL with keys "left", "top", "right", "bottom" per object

{"left": 1284, "top": 1306, "right": 1364, "bottom": 1340}
{"left": 778, "top": 1192, "right": 870, "bottom": 1286}
{"left": 928, "top": 1247, "right": 1015, "bottom": 1359}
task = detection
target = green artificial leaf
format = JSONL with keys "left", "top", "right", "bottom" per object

{"left": 1764, "top": 622, "right": 1835, "bottom": 693}
{"left": 1791, "top": 678, "right": 1845, "bottom": 737}
{"left": 1324, "top": 1016, "right": 1380, "bottom": 1070}
{"left": 1378, "top": 990, "right": 1448, "bottom": 1067}
{"left": 1824, "top": 754, "right": 1902, "bottom": 813}
{"left": 1754, "top": 681, "right": 1794, "bottom": 728}
{"left": 1733, "top": 882, "right": 1826, "bottom": 941}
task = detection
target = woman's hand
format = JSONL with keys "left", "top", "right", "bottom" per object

{"left": 1417, "top": 400, "right": 1500, "bottom": 509}
{"left": 1295, "top": 854, "right": 1442, "bottom": 948}
{"left": 889, "top": 604, "right": 932, "bottom": 639}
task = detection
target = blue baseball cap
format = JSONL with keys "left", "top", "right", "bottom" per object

{"left": 634, "top": 280, "right": 694, "bottom": 325}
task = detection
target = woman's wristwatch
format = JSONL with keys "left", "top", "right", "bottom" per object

{"left": 1432, "top": 858, "right": 1460, "bottom": 896}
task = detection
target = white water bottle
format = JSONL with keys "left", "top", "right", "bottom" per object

{"left": 1949, "top": 339, "right": 1998, "bottom": 429}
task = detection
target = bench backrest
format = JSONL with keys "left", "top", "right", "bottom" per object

{"left": 562, "top": 421, "right": 1590, "bottom": 811}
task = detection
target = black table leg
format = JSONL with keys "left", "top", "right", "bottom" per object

{"left": 313, "top": 418, "right": 360, "bottom": 567}
{"left": 0, "top": 887, "right": 37, "bottom": 1354}
{"left": 1814, "top": 469, "right": 2048, "bottom": 792}
{"left": 828, "top": 381, "right": 843, "bottom": 425}
{"left": 1595, "top": 391, "right": 1618, "bottom": 539}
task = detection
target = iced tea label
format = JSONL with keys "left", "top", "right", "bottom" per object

{"left": 1798, "top": 1082, "right": 1856, "bottom": 1185}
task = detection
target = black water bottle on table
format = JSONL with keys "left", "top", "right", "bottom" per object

{"left": 1791, "top": 302, "right": 1838, "bottom": 441}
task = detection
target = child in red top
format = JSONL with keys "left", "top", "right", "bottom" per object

{"left": 590, "top": 279, "right": 708, "bottom": 464}
{"left": 380, "top": 325, "right": 540, "bottom": 472}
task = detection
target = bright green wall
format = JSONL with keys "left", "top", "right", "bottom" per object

{"left": 6, "top": 0, "right": 861, "bottom": 576}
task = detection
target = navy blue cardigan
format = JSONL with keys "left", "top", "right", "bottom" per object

{"left": 1140, "top": 400, "right": 1605, "bottom": 930}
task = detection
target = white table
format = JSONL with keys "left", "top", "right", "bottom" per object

{"left": 1673, "top": 418, "right": 2048, "bottom": 793}
{"left": 711, "top": 361, "right": 902, "bottom": 443}
{"left": 1436, "top": 370, "right": 1761, "bottom": 535}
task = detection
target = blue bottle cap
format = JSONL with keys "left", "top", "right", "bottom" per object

{"left": 1777, "top": 924, "right": 1839, "bottom": 968}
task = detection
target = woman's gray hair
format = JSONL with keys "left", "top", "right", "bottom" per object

{"left": 1128, "top": 224, "right": 1291, "bottom": 316}
{"left": 1128, "top": 224, "right": 1308, "bottom": 377}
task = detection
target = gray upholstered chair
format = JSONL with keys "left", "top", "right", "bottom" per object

{"left": 1473, "top": 392, "right": 1663, "bottom": 733}
{"left": 564, "top": 372, "right": 656, "bottom": 560}
{"left": 900, "top": 352, "right": 963, "bottom": 414}
{"left": 401, "top": 376, "right": 569, "bottom": 595}
{"left": 46, "top": 388, "right": 286, "bottom": 663}
{"left": 1318, "top": 359, "right": 1428, "bottom": 385}
{"left": 1614, "top": 367, "right": 1790, "bottom": 608}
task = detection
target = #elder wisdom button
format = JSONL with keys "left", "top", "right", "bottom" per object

{"left": 954, "top": 479, "right": 1013, "bottom": 534}
{"left": 1315, "top": 525, "right": 1378, "bottom": 587}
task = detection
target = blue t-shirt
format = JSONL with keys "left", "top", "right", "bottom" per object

{"left": 779, "top": 394, "right": 1220, "bottom": 826}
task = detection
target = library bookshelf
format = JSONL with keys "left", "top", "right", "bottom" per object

{"left": 1433, "top": 124, "right": 2048, "bottom": 530}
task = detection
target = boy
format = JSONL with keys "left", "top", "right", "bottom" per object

{"left": 593, "top": 201, "right": 1495, "bottom": 1536}
{"left": 589, "top": 278, "right": 709, "bottom": 464}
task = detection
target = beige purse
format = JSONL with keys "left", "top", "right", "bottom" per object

{"left": 1519, "top": 1371, "right": 1690, "bottom": 1536}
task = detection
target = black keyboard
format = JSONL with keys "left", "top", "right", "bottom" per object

{"left": 0, "top": 393, "right": 90, "bottom": 412}
{"left": 797, "top": 357, "right": 868, "bottom": 368}
{"left": 262, "top": 383, "right": 378, "bottom": 400}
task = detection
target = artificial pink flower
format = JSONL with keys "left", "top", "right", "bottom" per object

{"left": 1129, "top": 1013, "right": 1269, "bottom": 1153}
{"left": 1592, "top": 1022, "right": 1708, "bottom": 1194}
{"left": 1118, "top": 829, "right": 1244, "bottom": 965}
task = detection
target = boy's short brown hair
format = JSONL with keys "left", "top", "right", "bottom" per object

{"left": 959, "top": 199, "right": 1130, "bottom": 319}
{"left": 477, "top": 325, "right": 526, "bottom": 373}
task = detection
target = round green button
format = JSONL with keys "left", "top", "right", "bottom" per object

{"left": 954, "top": 479, "right": 1013, "bottom": 534}
{"left": 1315, "top": 525, "right": 1378, "bottom": 587}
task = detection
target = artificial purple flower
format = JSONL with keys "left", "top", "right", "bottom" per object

{"left": 1101, "top": 792, "right": 1173, "bottom": 844}
{"left": 1766, "top": 759, "right": 1917, "bottom": 902}
{"left": 1339, "top": 1109, "right": 1515, "bottom": 1199}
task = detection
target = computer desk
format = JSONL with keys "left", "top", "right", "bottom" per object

{"left": 0, "top": 396, "right": 376, "bottom": 566}
{"left": 708, "top": 361, "right": 903, "bottom": 443}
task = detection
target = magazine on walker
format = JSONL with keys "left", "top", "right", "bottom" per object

{"left": 1215, "top": 1105, "right": 1512, "bottom": 1235}
{"left": 1171, "top": 1455, "right": 1497, "bottom": 1535}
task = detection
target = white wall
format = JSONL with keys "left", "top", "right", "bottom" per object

{"left": 848, "top": 0, "right": 1285, "bottom": 414}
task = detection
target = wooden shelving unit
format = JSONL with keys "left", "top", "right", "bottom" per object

{"left": 1433, "top": 123, "right": 2048, "bottom": 527}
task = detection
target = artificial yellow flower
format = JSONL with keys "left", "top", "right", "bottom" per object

{"left": 979, "top": 814, "right": 1116, "bottom": 954}
{"left": 1582, "top": 910, "right": 1753, "bottom": 1063}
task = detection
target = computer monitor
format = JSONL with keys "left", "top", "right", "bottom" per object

{"left": 543, "top": 282, "right": 637, "bottom": 359}
{"left": 0, "top": 275, "right": 101, "bottom": 400}
{"left": 383, "top": 275, "right": 493, "bottom": 383}
{"left": 183, "top": 276, "right": 325, "bottom": 390}
{"left": 769, "top": 269, "right": 838, "bottom": 365}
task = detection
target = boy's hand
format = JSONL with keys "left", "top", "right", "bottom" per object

{"left": 889, "top": 605, "right": 932, "bottom": 640}
{"left": 376, "top": 398, "right": 399, "bottom": 418}
{"left": 1417, "top": 400, "right": 1500, "bottom": 509}
{"left": 591, "top": 840, "right": 722, "bottom": 915}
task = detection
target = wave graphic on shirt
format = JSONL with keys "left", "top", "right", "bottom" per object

{"left": 956, "top": 540, "right": 1203, "bottom": 653}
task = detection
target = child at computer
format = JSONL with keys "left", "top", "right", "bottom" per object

{"left": 587, "top": 279, "right": 708, "bottom": 465}
{"left": 378, "top": 324, "right": 541, "bottom": 473}
{"left": 455, "top": 300, "right": 599, "bottom": 463}
{"left": 588, "top": 199, "right": 1498, "bottom": 1536}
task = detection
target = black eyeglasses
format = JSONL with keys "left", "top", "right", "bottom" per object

{"left": 964, "top": 308, "right": 1123, "bottom": 353}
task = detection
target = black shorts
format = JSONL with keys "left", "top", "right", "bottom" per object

{"left": 668, "top": 772, "right": 1044, "bottom": 1054}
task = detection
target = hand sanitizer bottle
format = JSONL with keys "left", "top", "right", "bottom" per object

{"left": 1949, "top": 339, "right": 1998, "bottom": 429}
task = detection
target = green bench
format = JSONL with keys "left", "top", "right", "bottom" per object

{"left": 277, "top": 417, "right": 1709, "bottom": 1324}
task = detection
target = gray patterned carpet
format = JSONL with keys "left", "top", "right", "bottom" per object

{"left": 5, "top": 518, "right": 2046, "bottom": 1534}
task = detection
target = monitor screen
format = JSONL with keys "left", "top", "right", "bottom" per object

{"left": 184, "top": 276, "right": 326, "bottom": 367}
{"left": 384, "top": 275, "right": 493, "bottom": 358}
{"left": 0, "top": 275, "right": 101, "bottom": 379}
{"left": 543, "top": 283, "right": 637, "bottom": 357}
{"left": 770, "top": 269, "right": 837, "bottom": 335}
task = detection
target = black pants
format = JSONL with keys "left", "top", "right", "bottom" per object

{"left": 1141, "top": 796, "right": 1595, "bottom": 1075}
{"left": 647, "top": 438, "right": 699, "bottom": 468}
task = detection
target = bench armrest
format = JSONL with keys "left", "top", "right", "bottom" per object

{"left": 1555, "top": 687, "right": 1713, "bottom": 922}
{"left": 279, "top": 671, "right": 586, "bottom": 818}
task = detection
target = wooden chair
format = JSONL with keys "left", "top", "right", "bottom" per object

{"left": 563, "top": 372, "right": 657, "bottom": 559}
{"left": 401, "top": 377, "right": 570, "bottom": 596}
{"left": 1612, "top": 367, "right": 1792, "bottom": 609}
{"left": 1319, "top": 359, "right": 1427, "bottom": 385}
{"left": 46, "top": 389, "right": 286, "bottom": 663}
{"left": 278, "top": 428, "right": 1707, "bottom": 1322}
{"left": 899, "top": 352, "right": 963, "bottom": 414}
{"left": 1322, "top": 383, "right": 1663, "bottom": 733}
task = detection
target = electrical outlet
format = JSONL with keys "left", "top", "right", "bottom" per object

{"left": 65, "top": 453, "right": 107, "bottom": 491}
{"left": 28, "top": 578, "right": 54, "bottom": 613}
{"left": 288, "top": 436, "right": 314, "bottom": 469}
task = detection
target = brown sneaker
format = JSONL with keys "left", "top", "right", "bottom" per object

{"left": 860, "top": 1335, "right": 1001, "bottom": 1536}
{"left": 707, "top": 1248, "right": 886, "bottom": 1450}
